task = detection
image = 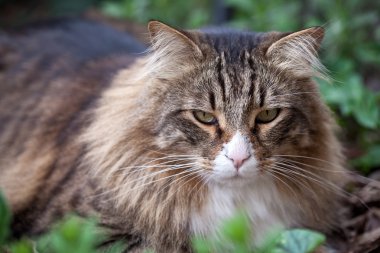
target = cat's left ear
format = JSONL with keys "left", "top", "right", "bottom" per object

{"left": 266, "top": 27, "right": 328, "bottom": 79}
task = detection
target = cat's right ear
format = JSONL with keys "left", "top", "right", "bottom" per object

{"left": 146, "top": 21, "right": 203, "bottom": 79}
{"left": 148, "top": 21, "right": 202, "bottom": 57}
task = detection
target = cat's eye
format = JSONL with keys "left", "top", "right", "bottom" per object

{"left": 192, "top": 110, "right": 217, "bottom": 125}
{"left": 256, "top": 109, "right": 280, "bottom": 123}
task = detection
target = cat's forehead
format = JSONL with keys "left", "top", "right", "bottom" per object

{"left": 199, "top": 30, "right": 266, "bottom": 60}
{"left": 189, "top": 32, "right": 274, "bottom": 107}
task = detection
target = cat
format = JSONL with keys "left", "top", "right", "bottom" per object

{"left": 0, "top": 19, "right": 347, "bottom": 252}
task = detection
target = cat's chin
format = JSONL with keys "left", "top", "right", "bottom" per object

{"left": 208, "top": 171, "right": 261, "bottom": 188}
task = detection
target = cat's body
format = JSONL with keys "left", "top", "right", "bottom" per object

{"left": 0, "top": 19, "right": 347, "bottom": 252}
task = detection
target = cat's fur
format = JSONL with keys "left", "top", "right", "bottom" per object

{"left": 0, "top": 19, "right": 347, "bottom": 252}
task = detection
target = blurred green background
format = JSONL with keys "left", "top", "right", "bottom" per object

{"left": 0, "top": 0, "right": 379, "bottom": 173}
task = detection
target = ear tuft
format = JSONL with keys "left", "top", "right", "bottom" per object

{"left": 266, "top": 27, "right": 328, "bottom": 80}
{"left": 146, "top": 21, "right": 202, "bottom": 79}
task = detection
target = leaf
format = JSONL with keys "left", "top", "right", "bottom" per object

{"left": 275, "top": 229, "right": 326, "bottom": 253}
{"left": 192, "top": 237, "right": 213, "bottom": 253}
{"left": 101, "top": 2, "right": 125, "bottom": 18}
{"left": 9, "top": 239, "right": 34, "bottom": 253}
{"left": 352, "top": 93, "right": 380, "bottom": 129}
{"left": 254, "top": 230, "right": 282, "bottom": 253}
{"left": 104, "top": 241, "right": 128, "bottom": 253}
{"left": 221, "top": 212, "right": 251, "bottom": 244}
{"left": 36, "top": 215, "right": 99, "bottom": 253}
{"left": 352, "top": 145, "right": 380, "bottom": 173}
{"left": 0, "top": 192, "right": 11, "bottom": 245}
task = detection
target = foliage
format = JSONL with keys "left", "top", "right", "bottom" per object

{"left": 101, "top": 0, "right": 212, "bottom": 28}
{"left": 192, "top": 212, "right": 325, "bottom": 253}
{"left": 0, "top": 192, "right": 11, "bottom": 246}
{"left": 0, "top": 192, "right": 125, "bottom": 253}
{"left": 1, "top": 193, "right": 324, "bottom": 253}
{"left": 100, "top": 0, "right": 380, "bottom": 173}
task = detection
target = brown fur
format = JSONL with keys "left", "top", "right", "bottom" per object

{"left": 0, "top": 19, "right": 347, "bottom": 252}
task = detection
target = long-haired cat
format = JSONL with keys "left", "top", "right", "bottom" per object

{"left": 0, "top": 19, "right": 347, "bottom": 252}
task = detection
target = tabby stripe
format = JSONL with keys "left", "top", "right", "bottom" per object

{"left": 269, "top": 114, "right": 294, "bottom": 144}
{"left": 216, "top": 126, "right": 223, "bottom": 139}
{"left": 209, "top": 91, "right": 216, "bottom": 110}
{"left": 238, "top": 50, "right": 245, "bottom": 65}
{"left": 10, "top": 156, "right": 59, "bottom": 237}
{"left": 247, "top": 56, "right": 256, "bottom": 98}
{"left": 216, "top": 57, "right": 226, "bottom": 102}
{"left": 40, "top": 152, "right": 83, "bottom": 218}
{"left": 259, "top": 85, "right": 266, "bottom": 107}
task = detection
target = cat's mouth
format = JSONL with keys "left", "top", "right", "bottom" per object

{"left": 208, "top": 162, "right": 261, "bottom": 187}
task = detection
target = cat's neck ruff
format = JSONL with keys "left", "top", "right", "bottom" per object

{"left": 190, "top": 176, "right": 295, "bottom": 243}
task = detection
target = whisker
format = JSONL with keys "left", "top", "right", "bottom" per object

{"left": 89, "top": 165, "right": 199, "bottom": 201}
{"left": 101, "top": 168, "right": 204, "bottom": 203}
{"left": 264, "top": 166, "right": 301, "bottom": 203}
{"left": 268, "top": 165, "right": 321, "bottom": 202}
{"left": 187, "top": 171, "right": 211, "bottom": 199}
{"left": 159, "top": 171, "right": 204, "bottom": 208}
{"left": 118, "top": 160, "right": 199, "bottom": 177}
{"left": 273, "top": 154, "right": 342, "bottom": 169}
{"left": 119, "top": 163, "right": 199, "bottom": 185}
{"left": 275, "top": 161, "right": 346, "bottom": 191}
{"left": 274, "top": 162, "right": 369, "bottom": 210}
{"left": 122, "top": 168, "right": 203, "bottom": 194}
{"left": 276, "top": 155, "right": 380, "bottom": 191}
{"left": 116, "top": 156, "right": 199, "bottom": 171}
{"left": 156, "top": 169, "right": 202, "bottom": 199}
{"left": 276, "top": 157, "right": 347, "bottom": 173}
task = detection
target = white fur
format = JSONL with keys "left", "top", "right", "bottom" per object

{"left": 190, "top": 177, "right": 288, "bottom": 244}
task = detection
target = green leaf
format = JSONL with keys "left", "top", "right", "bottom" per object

{"left": 101, "top": 2, "right": 125, "bottom": 18}
{"left": 192, "top": 237, "right": 212, "bottom": 253}
{"left": 352, "top": 145, "right": 380, "bottom": 173}
{"left": 104, "top": 241, "right": 128, "bottom": 253}
{"left": 9, "top": 239, "right": 34, "bottom": 253}
{"left": 275, "top": 229, "right": 326, "bottom": 253}
{"left": 352, "top": 93, "right": 380, "bottom": 129}
{"left": 221, "top": 212, "right": 250, "bottom": 244}
{"left": 36, "top": 215, "right": 99, "bottom": 253}
{"left": 254, "top": 230, "right": 282, "bottom": 253}
{"left": 0, "top": 192, "right": 11, "bottom": 245}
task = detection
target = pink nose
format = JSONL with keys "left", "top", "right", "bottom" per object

{"left": 224, "top": 131, "right": 251, "bottom": 170}
{"left": 226, "top": 154, "right": 251, "bottom": 170}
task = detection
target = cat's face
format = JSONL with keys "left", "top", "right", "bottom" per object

{"left": 147, "top": 22, "right": 328, "bottom": 187}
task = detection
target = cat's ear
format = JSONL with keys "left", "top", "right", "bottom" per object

{"left": 148, "top": 21, "right": 202, "bottom": 57}
{"left": 265, "top": 27, "right": 328, "bottom": 80}
{"left": 146, "top": 21, "right": 202, "bottom": 78}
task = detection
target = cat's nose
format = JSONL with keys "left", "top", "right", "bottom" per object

{"left": 226, "top": 153, "right": 251, "bottom": 170}
{"left": 224, "top": 131, "right": 252, "bottom": 170}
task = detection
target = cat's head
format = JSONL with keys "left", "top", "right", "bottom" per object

{"left": 138, "top": 21, "right": 341, "bottom": 189}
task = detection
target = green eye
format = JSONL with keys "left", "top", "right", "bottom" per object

{"left": 193, "top": 110, "right": 217, "bottom": 125}
{"left": 256, "top": 109, "right": 280, "bottom": 123}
